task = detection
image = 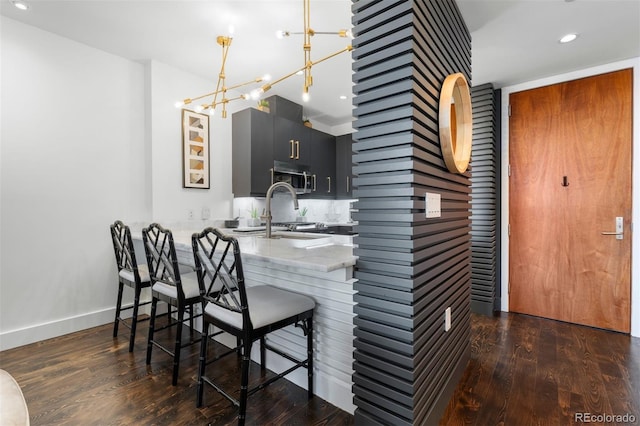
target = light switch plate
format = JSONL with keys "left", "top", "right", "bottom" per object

{"left": 426, "top": 192, "right": 441, "bottom": 218}
{"left": 445, "top": 307, "right": 452, "bottom": 331}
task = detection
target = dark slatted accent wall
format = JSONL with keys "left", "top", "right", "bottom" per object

{"left": 470, "top": 84, "right": 500, "bottom": 315}
{"left": 351, "top": 1, "right": 472, "bottom": 424}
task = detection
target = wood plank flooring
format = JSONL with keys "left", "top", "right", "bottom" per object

{"left": 2, "top": 312, "right": 638, "bottom": 425}
{"left": 0, "top": 317, "right": 353, "bottom": 425}
{"left": 442, "top": 312, "right": 640, "bottom": 426}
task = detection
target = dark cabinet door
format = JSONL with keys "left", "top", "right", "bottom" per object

{"left": 273, "top": 116, "right": 311, "bottom": 164}
{"left": 335, "top": 134, "right": 354, "bottom": 199}
{"left": 311, "top": 130, "right": 336, "bottom": 197}
{"left": 232, "top": 108, "right": 274, "bottom": 197}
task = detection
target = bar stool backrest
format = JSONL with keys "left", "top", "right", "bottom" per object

{"left": 110, "top": 220, "right": 142, "bottom": 283}
{"left": 192, "top": 228, "right": 251, "bottom": 330}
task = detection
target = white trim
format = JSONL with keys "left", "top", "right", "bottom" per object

{"left": 500, "top": 57, "right": 640, "bottom": 337}
{"left": 0, "top": 307, "right": 116, "bottom": 351}
{"left": 0, "top": 302, "right": 150, "bottom": 351}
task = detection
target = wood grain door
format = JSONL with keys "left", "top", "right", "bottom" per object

{"left": 509, "top": 69, "right": 632, "bottom": 333}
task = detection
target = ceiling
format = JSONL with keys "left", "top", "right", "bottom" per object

{"left": 1, "top": 0, "right": 639, "bottom": 127}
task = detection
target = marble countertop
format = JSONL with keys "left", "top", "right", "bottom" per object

{"left": 136, "top": 227, "right": 357, "bottom": 273}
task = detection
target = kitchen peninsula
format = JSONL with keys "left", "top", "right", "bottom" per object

{"left": 134, "top": 226, "right": 357, "bottom": 414}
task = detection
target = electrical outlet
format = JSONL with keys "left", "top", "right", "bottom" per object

{"left": 426, "top": 192, "right": 441, "bottom": 218}
{"left": 445, "top": 307, "right": 452, "bottom": 331}
{"left": 201, "top": 207, "right": 211, "bottom": 220}
{"left": 187, "top": 209, "right": 194, "bottom": 220}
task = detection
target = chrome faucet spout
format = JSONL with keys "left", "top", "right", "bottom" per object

{"left": 263, "top": 182, "right": 299, "bottom": 238}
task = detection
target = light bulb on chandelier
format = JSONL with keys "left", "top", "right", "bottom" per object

{"left": 176, "top": 0, "right": 352, "bottom": 117}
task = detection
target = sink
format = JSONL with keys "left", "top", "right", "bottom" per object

{"left": 273, "top": 233, "right": 327, "bottom": 240}
{"left": 269, "top": 232, "right": 334, "bottom": 248}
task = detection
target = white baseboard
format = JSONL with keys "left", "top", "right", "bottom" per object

{"left": 0, "top": 302, "right": 149, "bottom": 351}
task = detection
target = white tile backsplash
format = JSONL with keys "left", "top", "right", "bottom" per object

{"left": 233, "top": 196, "right": 355, "bottom": 226}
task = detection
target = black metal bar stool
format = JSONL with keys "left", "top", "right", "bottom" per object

{"left": 192, "top": 227, "right": 315, "bottom": 425}
{"left": 142, "top": 223, "right": 203, "bottom": 386}
{"left": 110, "top": 220, "right": 152, "bottom": 352}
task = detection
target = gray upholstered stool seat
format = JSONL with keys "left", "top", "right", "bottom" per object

{"left": 204, "top": 285, "right": 315, "bottom": 329}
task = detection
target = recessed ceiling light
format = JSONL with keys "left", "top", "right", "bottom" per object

{"left": 12, "top": 1, "right": 29, "bottom": 10}
{"left": 339, "top": 95, "right": 347, "bottom": 100}
{"left": 559, "top": 33, "right": 578, "bottom": 43}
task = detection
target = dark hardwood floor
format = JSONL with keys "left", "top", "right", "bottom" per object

{"left": 2, "top": 312, "right": 638, "bottom": 425}
{"left": 442, "top": 312, "right": 640, "bottom": 426}
{"left": 0, "top": 317, "right": 353, "bottom": 425}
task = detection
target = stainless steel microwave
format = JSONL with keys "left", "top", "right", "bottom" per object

{"left": 271, "top": 160, "right": 312, "bottom": 194}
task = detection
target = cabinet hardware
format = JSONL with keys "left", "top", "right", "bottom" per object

{"left": 327, "top": 176, "right": 331, "bottom": 193}
{"left": 346, "top": 176, "right": 350, "bottom": 193}
{"left": 289, "top": 140, "right": 294, "bottom": 159}
{"left": 312, "top": 174, "right": 317, "bottom": 191}
{"left": 295, "top": 140, "right": 300, "bottom": 160}
{"left": 270, "top": 168, "right": 274, "bottom": 185}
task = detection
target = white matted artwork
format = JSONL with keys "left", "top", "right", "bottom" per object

{"left": 182, "top": 109, "right": 210, "bottom": 189}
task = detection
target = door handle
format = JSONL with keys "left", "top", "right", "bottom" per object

{"left": 601, "top": 217, "right": 623, "bottom": 240}
{"left": 289, "top": 140, "right": 294, "bottom": 159}
{"left": 295, "top": 140, "right": 300, "bottom": 160}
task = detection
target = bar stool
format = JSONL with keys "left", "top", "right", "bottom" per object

{"left": 142, "top": 223, "right": 202, "bottom": 386}
{"left": 192, "top": 227, "right": 315, "bottom": 425}
{"left": 110, "top": 220, "right": 152, "bottom": 352}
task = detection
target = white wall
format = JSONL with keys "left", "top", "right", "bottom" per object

{"left": 0, "top": 18, "right": 243, "bottom": 350}
{"left": 147, "top": 61, "right": 237, "bottom": 223}
{"left": 499, "top": 57, "right": 640, "bottom": 337}
{"left": 0, "top": 17, "right": 148, "bottom": 349}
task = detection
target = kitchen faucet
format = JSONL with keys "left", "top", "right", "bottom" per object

{"left": 263, "top": 182, "right": 299, "bottom": 238}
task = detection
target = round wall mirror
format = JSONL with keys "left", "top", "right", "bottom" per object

{"left": 439, "top": 73, "right": 472, "bottom": 174}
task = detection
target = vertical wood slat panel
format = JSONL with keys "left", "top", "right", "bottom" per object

{"left": 470, "top": 84, "right": 500, "bottom": 315}
{"left": 352, "top": 1, "right": 471, "bottom": 425}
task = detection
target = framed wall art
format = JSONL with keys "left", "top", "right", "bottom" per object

{"left": 182, "top": 109, "right": 210, "bottom": 189}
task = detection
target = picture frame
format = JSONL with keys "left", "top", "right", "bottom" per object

{"left": 181, "top": 109, "right": 210, "bottom": 189}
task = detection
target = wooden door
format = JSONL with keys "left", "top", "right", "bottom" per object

{"left": 509, "top": 69, "right": 632, "bottom": 333}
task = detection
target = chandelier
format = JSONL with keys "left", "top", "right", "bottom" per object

{"left": 174, "top": 35, "right": 270, "bottom": 119}
{"left": 176, "top": 0, "right": 352, "bottom": 117}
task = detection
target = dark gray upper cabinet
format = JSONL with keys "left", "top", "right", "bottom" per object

{"left": 310, "top": 129, "right": 336, "bottom": 198}
{"left": 232, "top": 105, "right": 351, "bottom": 199}
{"left": 335, "top": 134, "right": 354, "bottom": 199}
{"left": 232, "top": 108, "right": 274, "bottom": 197}
{"left": 273, "top": 116, "right": 311, "bottom": 165}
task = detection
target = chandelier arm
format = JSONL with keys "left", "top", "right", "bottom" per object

{"left": 225, "top": 77, "right": 266, "bottom": 92}
{"left": 262, "top": 44, "right": 351, "bottom": 94}
{"left": 212, "top": 41, "right": 231, "bottom": 108}
{"left": 310, "top": 45, "right": 353, "bottom": 67}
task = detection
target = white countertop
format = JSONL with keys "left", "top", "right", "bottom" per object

{"left": 143, "top": 227, "right": 357, "bottom": 273}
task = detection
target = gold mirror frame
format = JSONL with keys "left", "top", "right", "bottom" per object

{"left": 439, "top": 73, "right": 472, "bottom": 174}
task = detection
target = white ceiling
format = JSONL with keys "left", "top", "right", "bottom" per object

{"left": 1, "top": 0, "right": 639, "bottom": 127}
